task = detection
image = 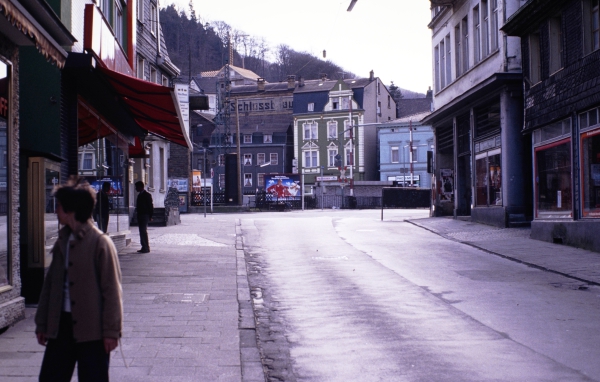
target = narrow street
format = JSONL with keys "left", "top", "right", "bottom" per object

{"left": 240, "top": 210, "right": 600, "bottom": 382}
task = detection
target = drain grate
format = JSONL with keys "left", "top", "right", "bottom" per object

{"left": 153, "top": 293, "right": 209, "bottom": 304}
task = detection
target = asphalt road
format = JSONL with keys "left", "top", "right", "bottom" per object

{"left": 240, "top": 209, "right": 600, "bottom": 382}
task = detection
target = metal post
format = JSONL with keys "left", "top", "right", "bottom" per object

{"left": 301, "top": 173, "right": 305, "bottom": 211}
{"left": 349, "top": 95, "right": 354, "bottom": 196}
{"left": 203, "top": 149, "right": 207, "bottom": 218}
{"left": 236, "top": 98, "right": 242, "bottom": 205}
{"left": 409, "top": 120, "right": 414, "bottom": 187}
{"left": 320, "top": 166, "right": 324, "bottom": 211}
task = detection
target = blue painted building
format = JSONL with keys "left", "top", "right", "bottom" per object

{"left": 378, "top": 111, "right": 433, "bottom": 188}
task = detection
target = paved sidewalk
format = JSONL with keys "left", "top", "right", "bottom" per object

{"left": 0, "top": 214, "right": 263, "bottom": 382}
{"left": 407, "top": 217, "right": 600, "bottom": 286}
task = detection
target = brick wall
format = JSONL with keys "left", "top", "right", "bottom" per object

{"left": 169, "top": 144, "right": 190, "bottom": 178}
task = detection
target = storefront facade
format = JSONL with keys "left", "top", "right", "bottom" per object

{"left": 0, "top": 0, "right": 74, "bottom": 329}
{"left": 504, "top": 0, "right": 600, "bottom": 251}
{"left": 426, "top": 0, "right": 529, "bottom": 227}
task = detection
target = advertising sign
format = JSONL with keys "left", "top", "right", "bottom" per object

{"left": 89, "top": 177, "right": 124, "bottom": 196}
{"left": 192, "top": 170, "right": 202, "bottom": 190}
{"left": 440, "top": 169, "right": 454, "bottom": 202}
{"left": 175, "top": 83, "right": 189, "bottom": 135}
{"left": 264, "top": 174, "right": 301, "bottom": 198}
{"left": 168, "top": 178, "right": 189, "bottom": 192}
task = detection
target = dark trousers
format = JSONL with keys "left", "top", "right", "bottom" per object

{"left": 39, "top": 312, "right": 110, "bottom": 382}
{"left": 97, "top": 214, "right": 109, "bottom": 233}
{"left": 138, "top": 214, "right": 150, "bottom": 251}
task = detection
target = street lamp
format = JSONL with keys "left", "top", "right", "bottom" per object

{"left": 347, "top": 0, "right": 358, "bottom": 11}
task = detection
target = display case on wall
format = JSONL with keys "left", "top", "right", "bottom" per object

{"left": 27, "top": 157, "right": 61, "bottom": 271}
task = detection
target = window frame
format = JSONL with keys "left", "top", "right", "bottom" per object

{"left": 548, "top": 15, "right": 564, "bottom": 75}
{"left": 243, "top": 134, "right": 252, "bottom": 144}
{"left": 257, "top": 153, "right": 266, "bottom": 166}
{"left": 150, "top": 1, "right": 158, "bottom": 36}
{"left": 529, "top": 33, "right": 542, "bottom": 84}
{"left": 303, "top": 149, "right": 318, "bottom": 168}
{"left": 303, "top": 122, "right": 317, "bottom": 140}
{"left": 391, "top": 146, "right": 399, "bottom": 163}
{"left": 243, "top": 153, "right": 252, "bottom": 166}
{"left": 327, "top": 121, "right": 338, "bottom": 139}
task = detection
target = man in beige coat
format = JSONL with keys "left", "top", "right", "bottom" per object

{"left": 35, "top": 176, "right": 123, "bottom": 382}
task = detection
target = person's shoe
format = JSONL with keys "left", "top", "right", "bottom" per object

{"left": 137, "top": 249, "right": 150, "bottom": 253}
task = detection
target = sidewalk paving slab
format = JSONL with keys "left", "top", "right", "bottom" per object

{"left": 408, "top": 216, "right": 600, "bottom": 286}
{"left": 0, "top": 215, "right": 265, "bottom": 382}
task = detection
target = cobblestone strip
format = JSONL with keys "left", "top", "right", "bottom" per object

{"left": 236, "top": 221, "right": 267, "bottom": 382}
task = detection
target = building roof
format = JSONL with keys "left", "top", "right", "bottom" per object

{"left": 383, "top": 111, "right": 432, "bottom": 125}
{"left": 397, "top": 97, "right": 432, "bottom": 118}
{"left": 200, "top": 65, "right": 262, "bottom": 81}
{"left": 293, "top": 77, "right": 375, "bottom": 94}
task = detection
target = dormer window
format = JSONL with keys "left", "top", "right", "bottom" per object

{"left": 308, "top": 103, "right": 314, "bottom": 112}
{"left": 332, "top": 101, "right": 339, "bottom": 110}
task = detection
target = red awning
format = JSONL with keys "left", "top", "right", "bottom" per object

{"left": 98, "top": 66, "right": 191, "bottom": 150}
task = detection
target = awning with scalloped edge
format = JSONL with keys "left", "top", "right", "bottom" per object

{"left": 98, "top": 66, "right": 192, "bottom": 150}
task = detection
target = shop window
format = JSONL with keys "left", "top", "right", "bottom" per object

{"left": 581, "top": 126, "right": 600, "bottom": 217}
{"left": 579, "top": 107, "right": 599, "bottom": 130}
{"left": 475, "top": 150, "right": 502, "bottom": 206}
{"left": 0, "top": 60, "right": 9, "bottom": 286}
{"left": 535, "top": 139, "right": 572, "bottom": 218}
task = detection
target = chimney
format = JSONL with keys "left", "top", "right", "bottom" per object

{"left": 287, "top": 75, "right": 296, "bottom": 89}
{"left": 369, "top": 70, "right": 374, "bottom": 81}
{"left": 298, "top": 75, "right": 304, "bottom": 87}
{"left": 257, "top": 78, "right": 265, "bottom": 91}
{"left": 320, "top": 73, "right": 327, "bottom": 82}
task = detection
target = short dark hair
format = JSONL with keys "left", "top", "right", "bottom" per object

{"left": 135, "top": 181, "right": 145, "bottom": 189}
{"left": 101, "top": 182, "right": 111, "bottom": 192}
{"left": 54, "top": 176, "right": 96, "bottom": 223}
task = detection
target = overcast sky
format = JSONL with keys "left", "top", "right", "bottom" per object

{"left": 163, "top": 0, "right": 433, "bottom": 93}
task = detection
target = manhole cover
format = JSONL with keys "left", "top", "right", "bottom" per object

{"left": 153, "top": 293, "right": 209, "bottom": 304}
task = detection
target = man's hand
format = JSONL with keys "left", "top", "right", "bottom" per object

{"left": 36, "top": 332, "right": 47, "bottom": 346}
{"left": 103, "top": 337, "right": 118, "bottom": 353}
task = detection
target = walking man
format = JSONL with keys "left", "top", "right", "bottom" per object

{"left": 135, "top": 181, "right": 153, "bottom": 253}
{"left": 35, "top": 176, "right": 122, "bottom": 382}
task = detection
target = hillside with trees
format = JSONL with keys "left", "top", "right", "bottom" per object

{"left": 160, "top": 4, "right": 354, "bottom": 82}
{"left": 159, "top": 3, "right": 418, "bottom": 98}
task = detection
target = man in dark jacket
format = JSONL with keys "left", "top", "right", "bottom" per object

{"left": 94, "top": 182, "right": 110, "bottom": 233}
{"left": 135, "top": 181, "right": 153, "bottom": 253}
